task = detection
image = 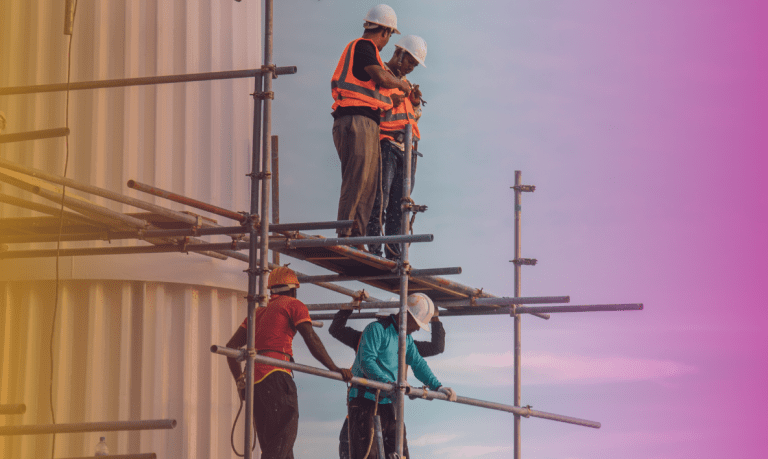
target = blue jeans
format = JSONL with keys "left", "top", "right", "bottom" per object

{"left": 366, "top": 140, "right": 418, "bottom": 259}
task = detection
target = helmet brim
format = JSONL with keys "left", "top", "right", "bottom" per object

{"left": 364, "top": 21, "right": 400, "bottom": 34}
{"left": 408, "top": 309, "right": 430, "bottom": 331}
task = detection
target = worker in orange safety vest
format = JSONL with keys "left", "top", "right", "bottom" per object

{"left": 365, "top": 35, "right": 428, "bottom": 259}
{"left": 331, "top": 4, "right": 412, "bottom": 242}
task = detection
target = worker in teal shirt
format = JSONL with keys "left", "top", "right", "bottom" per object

{"left": 346, "top": 293, "right": 457, "bottom": 459}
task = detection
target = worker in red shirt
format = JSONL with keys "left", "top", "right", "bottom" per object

{"left": 227, "top": 266, "right": 353, "bottom": 458}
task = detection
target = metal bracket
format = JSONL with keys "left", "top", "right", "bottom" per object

{"left": 511, "top": 258, "right": 538, "bottom": 266}
{"left": 247, "top": 171, "right": 272, "bottom": 180}
{"left": 411, "top": 204, "right": 428, "bottom": 213}
{"left": 511, "top": 185, "right": 536, "bottom": 192}
{"left": 237, "top": 348, "right": 256, "bottom": 362}
{"left": 252, "top": 91, "right": 274, "bottom": 100}
{"left": 261, "top": 64, "right": 277, "bottom": 79}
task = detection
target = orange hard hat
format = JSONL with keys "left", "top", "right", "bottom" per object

{"left": 268, "top": 266, "right": 299, "bottom": 292}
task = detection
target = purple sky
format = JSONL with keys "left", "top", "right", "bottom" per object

{"left": 268, "top": 1, "right": 768, "bottom": 458}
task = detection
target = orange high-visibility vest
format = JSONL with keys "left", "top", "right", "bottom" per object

{"left": 380, "top": 95, "right": 420, "bottom": 143}
{"left": 331, "top": 39, "right": 393, "bottom": 112}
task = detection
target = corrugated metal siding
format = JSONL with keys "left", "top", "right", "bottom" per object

{"left": 1, "top": 1, "right": 264, "bottom": 457}
{"left": 0, "top": 280, "right": 251, "bottom": 458}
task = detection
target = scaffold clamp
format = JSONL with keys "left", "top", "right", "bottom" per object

{"left": 261, "top": 64, "right": 277, "bottom": 79}
{"left": 511, "top": 184, "right": 536, "bottom": 192}
{"left": 511, "top": 258, "right": 538, "bottom": 266}
{"left": 252, "top": 90, "right": 274, "bottom": 100}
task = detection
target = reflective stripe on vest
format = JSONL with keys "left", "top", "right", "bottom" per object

{"left": 331, "top": 39, "right": 393, "bottom": 111}
{"left": 380, "top": 96, "right": 420, "bottom": 142}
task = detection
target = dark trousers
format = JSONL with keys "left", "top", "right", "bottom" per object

{"left": 253, "top": 371, "right": 299, "bottom": 459}
{"left": 366, "top": 140, "right": 417, "bottom": 258}
{"left": 333, "top": 115, "right": 381, "bottom": 237}
{"left": 346, "top": 397, "right": 409, "bottom": 459}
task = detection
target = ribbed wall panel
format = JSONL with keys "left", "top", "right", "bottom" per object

{"left": 0, "top": 280, "right": 251, "bottom": 458}
{"left": 1, "top": 1, "right": 264, "bottom": 458}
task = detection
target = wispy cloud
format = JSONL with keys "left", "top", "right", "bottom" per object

{"left": 433, "top": 445, "right": 513, "bottom": 458}
{"left": 427, "top": 351, "right": 696, "bottom": 386}
{"left": 410, "top": 432, "right": 460, "bottom": 446}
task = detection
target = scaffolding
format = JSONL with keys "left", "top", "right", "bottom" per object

{"left": 0, "top": 1, "right": 643, "bottom": 458}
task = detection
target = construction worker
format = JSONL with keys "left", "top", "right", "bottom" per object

{"left": 226, "top": 266, "right": 353, "bottom": 459}
{"left": 331, "top": 4, "right": 412, "bottom": 241}
{"left": 330, "top": 293, "right": 445, "bottom": 459}
{"left": 346, "top": 293, "right": 457, "bottom": 459}
{"left": 365, "top": 35, "right": 428, "bottom": 258}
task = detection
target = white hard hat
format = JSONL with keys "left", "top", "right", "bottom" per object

{"left": 364, "top": 4, "right": 400, "bottom": 34}
{"left": 376, "top": 297, "right": 400, "bottom": 317}
{"left": 395, "top": 35, "right": 427, "bottom": 67}
{"left": 407, "top": 293, "right": 434, "bottom": 331}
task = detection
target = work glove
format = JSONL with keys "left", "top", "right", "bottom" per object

{"left": 438, "top": 386, "right": 457, "bottom": 402}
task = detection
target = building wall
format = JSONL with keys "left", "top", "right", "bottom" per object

{"left": 1, "top": 1, "right": 263, "bottom": 457}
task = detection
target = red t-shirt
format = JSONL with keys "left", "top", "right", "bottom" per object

{"left": 240, "top": 294, "right": 312, "bottom": 383}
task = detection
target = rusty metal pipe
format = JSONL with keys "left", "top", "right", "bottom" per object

{"left": 0, "top": 127, "right": 69, "bottom": 144}
{"left": 0, "top": 419, "right": 176, "bottom": 436}
{"left": 295, "top": 267, "right": 461, "bottom": 284}
{"left": 0, "top": 68, "right": 297, "bottom": 96}
{"left": 127, "top": 179, "right": 246, "bottom": 223}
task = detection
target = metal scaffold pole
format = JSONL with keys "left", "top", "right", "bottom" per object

{"left": 395, "top": 123, "right": 414, "bottom": 458}
{"left": 512, "top": 170, "right": 536, "bottom": 459}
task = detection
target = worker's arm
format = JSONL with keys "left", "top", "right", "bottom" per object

{"left": 329, "top": 309, "right": 363, "bottom": 351}
{"left": 413, "top": 318, "right": 445, "bottom": 358}
{"left": 296, "top": 321, "right": 353, "bottom": 382}
{"left": 406, "top": 339, "right": 442, "bottom": 390}
{"left": 225, "top": 325, "right": 247, "bottom": 381}
{"left": 365, "top": 65, "right": 411, "bottom": 94}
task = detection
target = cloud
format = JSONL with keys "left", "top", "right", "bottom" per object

{"left": 427, "top": 351, "right": 696, "bottom": 386}
{"left": 433, "top": 445, "right": 513, "bottom": 458}
{"left": 410, "top": 433, "right": 460, "bottom": 446}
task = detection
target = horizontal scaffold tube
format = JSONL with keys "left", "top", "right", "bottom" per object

{"left": 0, "top": 234, "right": 434, "bottom": 259}
{"left": 0, "top": 67, "right": 297, "bottom": 96}
{"left": 0, "top": 419, "right": 176, "bottom": 436}
{"left": 296, "top": 267, "right": 462, "bottom": 284}
{"left": 57, "top": 454, "right": 156, "bottom": 459}
{"left": 209, "top": 347, "right": 600, "bottom": 429}
{"left": 302, "top": 296, "right": 569, "bottom": 312}
{"left": 128, "top": 179, "right": 248, "bottom": 222}
{"left": 0, "top": 404, "right": 25, "bottom": 415}
{"left": 0, "top": 220, "right": 353, "bottom": 244}
{"left": 0, "top": 127, "right": 69, "bottom": 144}
{"left": 310, "top": 303, "right": 644, "bottom": 320}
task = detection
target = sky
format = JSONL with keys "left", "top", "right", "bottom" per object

{"left": 260, "top": 1, "right": 768, "bottom": 458}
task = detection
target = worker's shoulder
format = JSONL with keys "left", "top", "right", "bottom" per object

{"left": 268, "top": 295, "right": 307, "bottom": 310}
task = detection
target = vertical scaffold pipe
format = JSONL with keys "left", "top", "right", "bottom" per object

{"left": 244, "top": 74, "right": 262, "bottom": 459}
{"left": 513, "top": 170, "right": 522, "bottom": 459}
{"left": 395, "top": 123, "right": 414, "bottom": 457}
{"left": 259, "top": 0, "right": 274, "bottom": 311}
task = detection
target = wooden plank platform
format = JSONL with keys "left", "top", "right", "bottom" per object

{"left": 272, "top": 231, "right": 497, "bottom": 302}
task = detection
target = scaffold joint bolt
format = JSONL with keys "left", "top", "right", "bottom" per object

{"left": 252, "top": 91, "right": 274, "bottom": 100}
{"left": 511, "top": 258, "right": 538, "bottom": 266}
{"left": 261, "top": 64, "right": 277, "bottom": 79}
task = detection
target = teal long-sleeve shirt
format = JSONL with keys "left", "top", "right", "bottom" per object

{"left": 349, "top": 316, "right": 442, "bottom": 404}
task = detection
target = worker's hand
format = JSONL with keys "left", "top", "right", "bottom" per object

{"left": 391, "top": 92, "right": 404, "bottom": 108}
{"left": 338, "top": 368, "right": 354, "bottom": 382}
{"left": 398, "top": 80, "right": 412, "bottom": 97}
{"left": 409, "top": 85, "right": 422, "bottom": 106}
{"left": 438, "top": 386, "right": 457, "bottom": 402}
{"left": 431, "top": 306, "right": 440, "bottom": 322}
{"left": 236, "top": 375, "right": 246, "bottom": 402}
